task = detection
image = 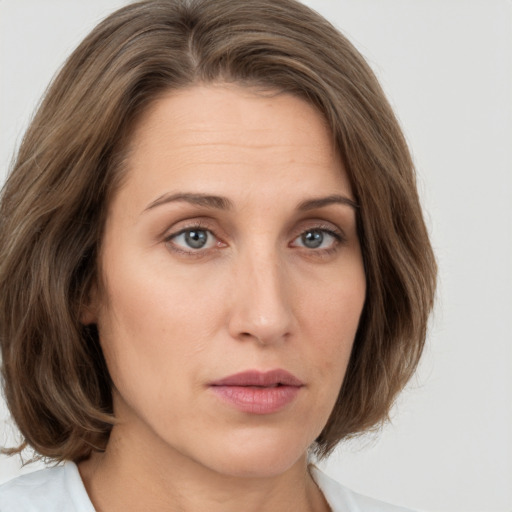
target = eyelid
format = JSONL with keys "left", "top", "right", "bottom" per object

{"left": 163, "top": 219, "right": 227, "bottom": 257}
{"left": 164, "top": 224, "right": 211, "bottom": 242}
{"left": 161, "top": 218, "right": 347, "bottom": 257}
{"left": 291, "top": 229, "right": 341, "bottom": 248}
{"left": 162, "top": 218, "right": 217, "bottom": 241}
{"left": 288, "top": 220, "right": 348, "bottom": 257}
{"left": 292, "top": 220, "right": 346, "bottom": 241}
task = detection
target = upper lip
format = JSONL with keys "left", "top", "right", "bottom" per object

{"left": 210, "top": 369, "right": 304, "bottom": 387}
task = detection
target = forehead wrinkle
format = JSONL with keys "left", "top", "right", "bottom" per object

{"left": 131, "top": 142, "right": 337, "bottom": 169}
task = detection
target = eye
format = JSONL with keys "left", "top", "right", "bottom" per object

{"left": 291, "top": 228, "right": 341, "bottom": 250}
{"left": 167, "top": 228, "right": 218, "bottom": 251}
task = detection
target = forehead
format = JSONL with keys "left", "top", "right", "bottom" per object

{"left": 116, "top": 84, "right": 351, "bottom": 207}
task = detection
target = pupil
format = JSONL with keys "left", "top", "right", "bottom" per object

{"left": 185, "top": 230, "right": 208, "bottom": 249}
{"left": 302, "top": 230, "right": 323, "bottom": 248}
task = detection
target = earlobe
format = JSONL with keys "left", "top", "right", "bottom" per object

{"left": 79, "top": 284, "right": 99, "bottom": 325}
{"left": 80, "top": 304, "right": 97, "bottom": 325}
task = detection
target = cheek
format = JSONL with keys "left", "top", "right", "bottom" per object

{"left": 95, "top": 253, "right": 229, "bottom": 387}
{"left": 299, "top": 270, "right": 366, "bottom": 377}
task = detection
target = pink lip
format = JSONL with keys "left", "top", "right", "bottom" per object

{"left": 209, "top": 370, "right": 304, "bottom": 414}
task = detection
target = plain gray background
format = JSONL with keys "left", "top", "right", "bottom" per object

{"left": 1, "top": 1, "right": 511, "bottom": 511}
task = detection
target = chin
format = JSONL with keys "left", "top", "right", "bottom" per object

{"left": 193, "top": 430, "right": 312, "bottom": 479}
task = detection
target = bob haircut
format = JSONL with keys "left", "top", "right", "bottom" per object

{"left": 0, "top": 0, "right": 436, "bottom": 462}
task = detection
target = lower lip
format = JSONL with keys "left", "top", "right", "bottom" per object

{"left": 210, "top": 385, "right": 301, "bottom": 414}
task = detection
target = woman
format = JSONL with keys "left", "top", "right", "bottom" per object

{"left": 0, "top": 0, "right": 436, "bottom": 511}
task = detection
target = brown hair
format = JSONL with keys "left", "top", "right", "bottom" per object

{"left": 0, "top": 0, "right": 436, "bottom": 462}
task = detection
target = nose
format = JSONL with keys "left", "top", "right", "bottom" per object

{"left": 227, "top": 247, "right": 295, "bottom": 346}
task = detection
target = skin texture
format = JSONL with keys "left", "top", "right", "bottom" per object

{"left": 79, "top": 84, "right": 366, "bottom": 512}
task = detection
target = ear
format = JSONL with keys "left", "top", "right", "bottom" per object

{"left": 79, "top": 282, "right": 99, "bottom": 325}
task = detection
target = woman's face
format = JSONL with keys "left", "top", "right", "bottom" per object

{"left": 90, "top": 84, "right": 366, "bottom": 477}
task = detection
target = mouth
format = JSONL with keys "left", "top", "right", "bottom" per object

{"left": 209, "top": 369, "right": 304, "bottom": 414}
{"left": 210, "top": 369, "right": 304, "bottom": 387}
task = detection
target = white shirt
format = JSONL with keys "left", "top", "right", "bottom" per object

{"left": 0, "top": 462, "right": 414, "bottom": 512}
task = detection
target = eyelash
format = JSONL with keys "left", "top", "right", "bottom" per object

{"left": 163, "top": 222, "right": 346, "bottom": 257}
{"left": 163, "top": 221, "right": 221, "bottom": 258}
{"left": 292, "top": 225, "right": 345, "bottom": 255}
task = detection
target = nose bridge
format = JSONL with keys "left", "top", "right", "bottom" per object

{"left": 228, "top": 241, "right": 293, "bottom": 345}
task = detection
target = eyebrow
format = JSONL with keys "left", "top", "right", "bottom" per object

{"left": 143, "top": 191, "right": 358, "bottom": 214}
{"left": 297, "top": 194, "right": 359, "bottom": 211}
{"left": 143, "top": 192, "right": 234, "bottom": 212}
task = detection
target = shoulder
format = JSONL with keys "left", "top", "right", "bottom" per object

{"left": 0, "top": 462, "right": 95, "bottom": 512}
{"left": 310, "top": 466, "right": 416, "bottom": 512}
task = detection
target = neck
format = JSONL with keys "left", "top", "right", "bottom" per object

{"left": 78, "top": 425, "right": 330, "bottom": 512}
